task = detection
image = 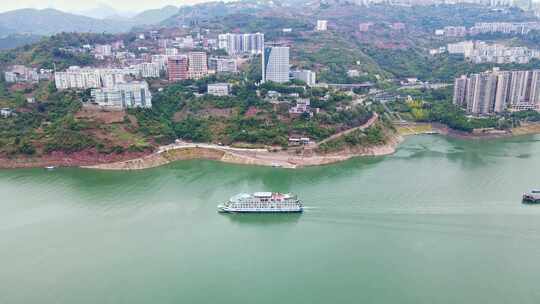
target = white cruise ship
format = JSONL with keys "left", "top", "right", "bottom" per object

{"left": 218, "top": 192, "right": 303, "bottom": 213}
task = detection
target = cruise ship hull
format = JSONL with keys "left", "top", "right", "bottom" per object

{"left": 218, "top": 206, "right": 304, "bottom": 213}
{"left": 217, "top": 205, "right": 303, "bottom": 213}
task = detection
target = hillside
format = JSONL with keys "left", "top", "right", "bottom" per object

{"left": 1, "top": 1, "right": 540, "bottom": 165}
{"left": 130, "top": 6, "right": 179, "bottom": 25}
{"left": 0, "top": 6, "right": 181, "bottom": 38}
{"left": 0, "top": 34, "right": 42, "bottom": 50}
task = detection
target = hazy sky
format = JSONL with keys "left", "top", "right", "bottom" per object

{"left": 0, "top": 0, "right": 213, "bottom": 13}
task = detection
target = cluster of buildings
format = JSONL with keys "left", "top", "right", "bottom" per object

{"left": 91, "top": 41, "right": 125, "bottom": 59}
{"left": 469, "top": 22, "right": 540, "bottom": 36}
{"left": 447, "top": 41, "right": 540, "bottom": 64}
{"left": 8, "top": 28, "right": 320, "bottom": 110}
{"left": 436, "top": 22, "right": 540, "bottom": 37}
{"left": 157, "top": 36, "right": 209, "bottom": 50}
{"left": 218, "top": 33, "right": 265, "bottom": 56}
{"left": 355, "top": 0, "right": 530, "bottom": 8}
{"left": 54, "top": 66, "right": 137, "bottom": 89}
{"left": 167, "top": 52, "right": 209, "bottom": 81}
{"left": 4, "top": 65, "right": 52, "bottom": 84}
{"left": 453, "top": 68, "right": 540, "bottom": 114}
{"left": 54, "top": 66, "right": 151, "bottom": 109}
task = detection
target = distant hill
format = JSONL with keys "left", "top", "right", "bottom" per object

{"left": 0, "top": 34, "right": 42, "bottom": 50}
{"left": 130, "top": 5, "right": 179, "bottom": 25}
{"left": 161, "top": 1, "right": 271, "bottom": 27}
{"left": 0, "top": 8, "right": 134, "bottom": 36}
{"left": 75, "top": 4, "right": 137, "bottom": 20}
{"left": 0, "top": 7, "right": 182, "bottom": 37}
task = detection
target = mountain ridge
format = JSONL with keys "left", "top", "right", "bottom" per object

{"left": 0, "top": 6, "right": 180, "bottom": 37}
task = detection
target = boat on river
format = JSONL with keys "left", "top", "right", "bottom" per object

{"left": 218, "top": 192, "right": 303, "bottom": 213}
{"left": 523, "top": 190, "right": 540, "bottom": 203}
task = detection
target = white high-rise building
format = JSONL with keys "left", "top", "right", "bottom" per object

{"left": 91, "top": 81, "right": 152, "bottom": 109}
{"left": 54, "top": 67, "right": 138, "bottom": 90}
{"left": 262, "top": 46, "right": 290, "bottom": 84}
{"left": 136, "top": 62, "right": 161, "bottom": 78}
{"left": 218, "top": 33, "right": 264, "bottom": 55}
{"left": 54, "top": 67, "right": 102, "bottom": 90}
{"left": 453, "top": 68, "right": 540, "bottom": 114}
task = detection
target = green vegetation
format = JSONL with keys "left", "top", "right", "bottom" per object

{"left": 387, "top": 88, "right": 509, "bottom": 132}
{"left": 0, "top": 33, "right": 119, "bottom": 69}
{"left": 131, "top": 80, "right": 374, "bottom": 147}
{"left": 0, "top": 79, "right": 152, "bottom": 156}
{"left": 318, "top": 123, "right": 388, "bottom": 154}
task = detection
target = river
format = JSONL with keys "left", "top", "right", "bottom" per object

{"left": 1, "top": 134, "right": 540, "bottom": 304}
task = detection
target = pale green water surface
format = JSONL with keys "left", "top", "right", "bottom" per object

{"left": 1, "top": 135, "right": 540, "bottom": 303}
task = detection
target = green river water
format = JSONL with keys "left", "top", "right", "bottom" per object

{"left": 1, "top": 134, "right": 540, "bottom": 304}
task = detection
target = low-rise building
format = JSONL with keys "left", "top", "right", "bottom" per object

{"left": 207, "top": 83, "right": 231, "bottom": 96}
{"left": 291, "top": 69, "right": 316, "bottom": 86}
{"left": 288, "top": 137, "right": 311, "bottom": 146}
{"left": 4, "top": 65, "right": 39, "bottom": 83}
{"left": 289, "top": 98, "right": 312, "bottom": 117}
{"left": 316, "top": 20, "right": 328, "bottom": 31}
{"left": 208, "top": 57, "right": 237, "bottom": 73}
{"left": 439, "top": 26, "right": 467, "bottom": 37}
{"left": 469, "top": 22, "right": 540, "bottom": 36}
{"left": 0, "top": 108, "right": 14, "bottom": 118}
{"left": 347, "top": 69, "right": 361, "bottom": 78}
{"left": 358, "top": 22, "right": 373, "bottom": 32}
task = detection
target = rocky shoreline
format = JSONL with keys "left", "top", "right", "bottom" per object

{"left": 83, "top": 134, "right": 403, "bottom": 170}
{"left": 2, "top": 122, "right": 539, "bottom": 170}
{"left": 0, "top": 150, "right": 150, "bottom": 169}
